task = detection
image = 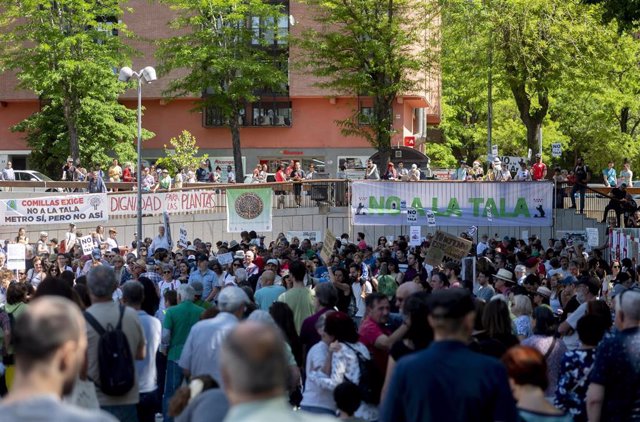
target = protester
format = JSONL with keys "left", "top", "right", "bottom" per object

{"left": 502, "top": 346, "right": 572, "bottom": 421}
{"left": 85, "top": 266, "right": 146, "bottom": 421}
{"left": 0, "top": 297, "right": 117, "bottom": 421}
{"left": 380, "top": 289, "right": 518, "bottom": 422}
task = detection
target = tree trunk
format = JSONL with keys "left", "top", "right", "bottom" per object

{"left": 374, "top": 94, "right": 394, "bottom": 169}
{"left": 229, "top": 108, "right": 243, "bottom": 182}
{"left": 525, "top": 120, "right": 541, "bottom": 157}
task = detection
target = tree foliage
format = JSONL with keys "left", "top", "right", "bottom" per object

{"left": 0, "top": 0, "right": 148, "bottom": 175}
{"left": 156, "top": 130, "right": 207, "bottom": 176}
{"left": 584, "top": 0, "right": 640, "bottom": 32}
{"left": 156, "top": 0, "right": 288, "bottom": 179}
{"left": 297, "top": 0, "right": 439, "bottom": 164}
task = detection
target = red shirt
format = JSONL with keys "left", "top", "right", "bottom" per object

{"left": 359, "top": 316, "right": 391, "bottom": 375}
{"left": 532, "top": 162, "right": 547, "bottom": 180}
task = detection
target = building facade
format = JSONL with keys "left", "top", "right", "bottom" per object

{"left": 0, "top": 0, "right": 441, "bottom": 177}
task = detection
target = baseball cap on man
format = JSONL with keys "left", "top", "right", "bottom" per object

{"left": 577, "top": 276, "right": 600, "bottom": 296}
{"left": 91, "top": 249, "right": 102, "bottom": 260}
{"left": 427, "top": 289, "right": 475, "bottom": 319}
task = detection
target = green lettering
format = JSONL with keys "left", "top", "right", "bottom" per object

{"left": 369, "top": 196, "right": 385, "bottom": 214}
{"left": 500, "top": 198, "right": 506, "bottom": 217}
{"left": 446, "top": 197, "right": 461, "bottom": 217}
{"left": 469, "top": 198, "right": 483, "bottom": 216}
{"left": 511, "top": 197, "right": 530, "bottom": 217}
{"left": 410, "top": 198, "right": 425, "bottom": 216}
{"left": 483, "top": 198, "right": 498, "bottom": 217}
{"left": 386, "top": 196, "right": 401, "bottom": 214}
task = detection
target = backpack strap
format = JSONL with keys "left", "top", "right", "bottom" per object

{"left": 115, "top": 305, "right": 126, "bottom": 331}
{"left": 84, "top": 311, "right": 106, "bottom": 337}
{"left": 343, "top": 342, "right": 365, "bottom": 361}
{"left": 543, "top": 337, "right": 557, "bottom": 360}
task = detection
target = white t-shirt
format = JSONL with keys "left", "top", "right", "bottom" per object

{"left": 563, "top": 301, "right": 588, "bottom": 350}
{"left": 351, "top": 281, "right": 372, "bottom": 318}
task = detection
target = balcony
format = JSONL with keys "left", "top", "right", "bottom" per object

{"left": 203, "top": 100, "right": 292, "bottom": 127}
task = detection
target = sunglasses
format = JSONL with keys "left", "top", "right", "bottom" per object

{"left": 18, "top": 272, "right": 25, "bottom": 276}
{"left": 163, "top": 270, "right": 172, "bottom": 274}
{"left": 233, "top": 263, "right": 241, "bottom": 267}
{"left": 613, "top": 265, "right": 620, "bottom": 268}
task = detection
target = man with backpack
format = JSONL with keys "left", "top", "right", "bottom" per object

{"left": 85, "top": 266, "right": 146, "bottom": 422}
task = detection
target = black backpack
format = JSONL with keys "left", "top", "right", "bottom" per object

{"left": 344, "top": 343, "right": 384, "bottom": 405}
{"left": 84, "top": 306, "right": 135, "bottom": 396}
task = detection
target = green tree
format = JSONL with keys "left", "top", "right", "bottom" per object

{"left": 156, "top": 0, "right": 288, "bottom": 180}
{"left": 156, "top": 130, "right": 207, "bottom": 176}
{"left": 297, "top": 0, "right": 439, "bottom": 165}
{"left": 0, "top": 0, "right": 148, "bottom": 174}
{"left": 583, "top": 0, "right": 640, "bottom": 32}
{"left": 490, "top": 0, "right": 596, "bottom": 154}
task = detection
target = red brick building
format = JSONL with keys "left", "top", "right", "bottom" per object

{"left": 0, "top": 0, "right": 440, "bottom": 177}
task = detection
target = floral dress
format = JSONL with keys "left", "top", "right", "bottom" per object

{"left": 554, "top": 349, "right": 596, "bottom": 422}
{"left": 308, "top": 341, "right": 378, "bottom": 421}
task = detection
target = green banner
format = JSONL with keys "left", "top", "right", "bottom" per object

{"left": 226, "top": 187, "right": 273, "bottom": 233}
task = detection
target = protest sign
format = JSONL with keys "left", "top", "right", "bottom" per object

{"left": 179, "top": 227, "right": 188, "bottom": 248}
{"left": 110, "top": 190, "right": 218, "bottom": 217}
{"left": 79, "top": 235, "right": 95, "bottom": 256}
{"left": 6, "top": 243, "right": 25, "bottom": 271}
{"left": 217, "top": 252, "right": 233, "bottom": 266}
{"left": 0, "top": 194, "right": 108, "bottom": 225}
{"left": 586, "top": 228, "right": 599, "bottom": 248}
{"left": 406, "top": 208, "right": 418, "bottom": 224}
{"left": 352, "top": 181, "right": 552, "bottom": 227}
{"left": 226, "top": 188, "right": 273, "bottom": 233}
{"left": 286, "top": 231, "right": 322, "bottom": 243}
{"left": 320, "top": 230, "right": 336, "bottom": 264}
{"left": 552, "top": 143, "right": 562, "bottom": 158}
{"left": 424, "top": 230, "right": 473, "bottom": 266}
{"left": 409, "top": 226, "right": 421, "bottom": 246}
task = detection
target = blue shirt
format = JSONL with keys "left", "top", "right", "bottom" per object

{"left": 254, "top": 285, "right": 286, "bottom": 311}
{"left": 603, "top": 167, "right": 617, "bottom": 187}
{"left": 380, "top": 340, "right": 518, "bottom": 422}
{"left": 136, "top": 310, "right": 161, "bottom": 393}
{"left": 188, "top": 269, "right": 219, "bottom": 300}
{"left": 589, "top": 326, "right": 640, "bottom": 422}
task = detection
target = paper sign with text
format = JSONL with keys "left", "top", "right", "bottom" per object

{"left": 79, "top": 235, "right": 95, "bottom": 256}
{"left": 424, "top": 230, "right": 473, "bottom": 266}
{"left": 320, "top": 230, "right": 336, "bottom": 264}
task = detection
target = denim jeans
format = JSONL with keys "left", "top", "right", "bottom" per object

{"left": 137, "top": 390, "right": 158, "bottom": 422}
{"left": 102, "top": 404, "right": 139, "bottom": 422}
{"left": 570, "top": 184, "right": 586, "bottom": 212}
{"left": 163, "top": 360, "right": 184, "bottom": 422}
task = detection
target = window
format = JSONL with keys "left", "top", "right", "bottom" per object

{"left": 359, "top": 106, "right": 374, "bottom": 125}
{"left": 203, "top": 106, "right": 248, "bottom": 127}
{"left": 250, "top": 14, "right": 288, "bottom": 47}
{"left": 251, "top": 101, "right": 292, "bottom": 126}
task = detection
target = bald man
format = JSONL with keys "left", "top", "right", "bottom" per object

{"left": 0, "top": 297, "right": 116, "bottom": 421}
{"left": 221, "top": 321, "right": 334, "bottom": 422}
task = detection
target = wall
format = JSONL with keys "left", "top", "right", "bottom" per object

{"left": 0, "top": 205, "right": 564, "bottom": 249}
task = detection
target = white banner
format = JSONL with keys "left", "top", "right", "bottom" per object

{"left": 0, "top": 194, "right": 108, "bottom": 225}
{"left": 109, "top": 191, "right": 218, "bottom": 217}
{"left": 79, "top": 235, "right": 95, "bottom": 256}
{"left": 351, "top": 181, "right": 553, "bottom": 227}
{"left": 409, "top": 226, "right": 421, "bottom": 246}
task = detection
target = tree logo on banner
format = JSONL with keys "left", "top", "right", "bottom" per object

{"left": 235, "top": 192, "right": 264, "bottom": 220}
{"left": 90, "top": 196, "right": 103, "bottom": 211}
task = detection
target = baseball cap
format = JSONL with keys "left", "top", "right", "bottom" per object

{"left": 560, "top": 276, "right": 577, "bottom": 286}
{"left": 267, "top": 258, "right": 279, "bottom": 266}
{"left": 190, "top": 281, "right": 204, "bottom": 295}
{"left": 217, "top": 286, "right": 249, "bottom": 308}
{"left": 91, "top": 249, "right": 102, "bottom": 260}
{"left": 427, "top": 289, "right": 475, "bottom": 319}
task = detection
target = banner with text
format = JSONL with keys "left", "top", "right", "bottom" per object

{"left": 0, "top": 194, "right": 108, "bottom": 225}
{"left": 351, "top": 181, "right": 553, "bottom": 227}
{"left": 226, "top": 188, "right": 273, "bottom": 233}
{"left": 110, "top": 191, "right": 218, "bottom": 217}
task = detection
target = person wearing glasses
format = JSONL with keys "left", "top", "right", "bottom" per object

{"left": 51, "top": 254, "right": 72, "bottom": 273}
{"left": 159, "top": 264, "right": 180, "bottom": 313}
{"left": 188, "top": 255, "right": 219, "bottom": 303}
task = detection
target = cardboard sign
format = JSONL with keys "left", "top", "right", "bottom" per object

{"left": 6, "top": 243, "right": 26, "bottom": 271}
{"left": 320, "top": 230, "right": 336, "bottom": 264}
{"left": 409, "top": 226, "right": 421, "bottom": 246}
{"left": 217, "top": 252, "right": 233, "bottom": 266}
{"left": 178, "top": 227, "right": 188, "bottom": 248}
{"left": 406, "top": 208, "right": 418, "bottom": 223}
{"left": 424, "top": 230, "right": 473, "bottom": 266}
{"left": 79, "top": 235, "right": 95, "bottom": 256}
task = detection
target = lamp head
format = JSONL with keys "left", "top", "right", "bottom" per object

{"left": 141, "top": 66, "right": 157, "bottom": 83}
{"left": 118, "top": 66, "right": 134, "bottom": 82}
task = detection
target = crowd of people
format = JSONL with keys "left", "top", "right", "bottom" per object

{"left": 0, "top": 222, "right": 638, "bottom": 422}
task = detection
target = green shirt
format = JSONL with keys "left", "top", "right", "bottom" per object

{"left": 164, "top": 301, "right": 204, "bottom": 361}
{"left": 193, "top": 299, "right": 212, "bottom": 309}
{"left": 278, "top": 286, "right": 315, "bottom": 334}
{"left": 377, "top": 274, "right": 398, "bottom": 300}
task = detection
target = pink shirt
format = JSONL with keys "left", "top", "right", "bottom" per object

{"left": 359, "top": 316, "right": 391, "bottom": 374}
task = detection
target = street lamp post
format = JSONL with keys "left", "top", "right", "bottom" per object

{"left": 118, "top": 66, "right": 157, "bottom": 257}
